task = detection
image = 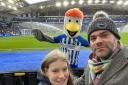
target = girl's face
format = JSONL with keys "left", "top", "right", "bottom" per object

{"left": 45, "top": 60, "right": 69, "bottom": 85}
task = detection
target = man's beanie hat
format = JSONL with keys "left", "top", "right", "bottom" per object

{"left": 87, "top": 17, "right": 120, "bottom": 41}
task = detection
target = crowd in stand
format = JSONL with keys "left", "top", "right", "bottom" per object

{"left": 0, "top": 22, "right": 21, "bottom": 37}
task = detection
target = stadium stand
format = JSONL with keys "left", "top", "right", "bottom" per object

{"left": 0, "top": 21, "right": 21, "bottom": 37}
{"left": 0, "top": 72, "right": 37, "bottom": 85}
{"left": 0, "top": 0, "right": 128, "bottom": 84}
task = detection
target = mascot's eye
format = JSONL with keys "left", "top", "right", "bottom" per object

{"left": 76, "top": 20, "right": 79, "bottom": 23}
{"left": 69, "top": 20, "right": 71, "bottom": 22}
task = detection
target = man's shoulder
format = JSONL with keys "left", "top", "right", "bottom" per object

{"left": 122, "top": 46, "right": 128, "bottom": 58}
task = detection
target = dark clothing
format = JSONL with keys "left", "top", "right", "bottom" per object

{"left": 76, "top": 46, "right": 128, "bottom": 85}
{"left": 37, "top": 72, "right": 51, "bottom": 85}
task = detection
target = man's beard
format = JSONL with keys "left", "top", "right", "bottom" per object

{"left": 94, "top": 46, "right": 114, "bottom": 60}
{"left": 101, "top": 50, "right": 113, "bottom": 60}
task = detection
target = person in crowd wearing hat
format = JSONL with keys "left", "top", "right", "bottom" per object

{"left": 40, "top": 49, "right": 74, "bottom": 85}
{"left": 76, "top": 17, "right": 128, "bottom": 85}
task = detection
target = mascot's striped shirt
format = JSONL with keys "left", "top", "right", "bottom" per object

{"left": 54, "top": 34, "right": 89, "bottom": 68}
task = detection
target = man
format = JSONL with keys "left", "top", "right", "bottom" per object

{"left": 76, "top": 17, "right": 128, "bottom": 85}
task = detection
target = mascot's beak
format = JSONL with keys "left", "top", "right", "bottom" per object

{"left": 65, "top": 22, "right": 80, "bottom": 38}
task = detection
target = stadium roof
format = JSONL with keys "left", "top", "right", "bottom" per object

{"left": 25, "top": 0, "right": 49, "bottom": 4}
{"left": 1, "top": 0, "right": 128, "bottom": 15}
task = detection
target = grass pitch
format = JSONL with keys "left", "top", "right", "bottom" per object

{"left": 0, "top": 32, "right": 128, "bottom": 51}
{"left": 0, "top": 35, "right": 59, "bottom": 51}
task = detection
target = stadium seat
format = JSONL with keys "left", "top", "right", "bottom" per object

{"left": 0, "top": 72, "right": 38, "bottom": 85}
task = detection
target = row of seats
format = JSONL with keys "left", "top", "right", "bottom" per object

{"left": 0, "top": 72, "right": 37, "bottom": 85}
{"left": 0, "top": 69, "right": 84, "bottom": 85}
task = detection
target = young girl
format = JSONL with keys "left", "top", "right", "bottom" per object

{"left": 40, "top": 49, "right": 74, "bottom": 85}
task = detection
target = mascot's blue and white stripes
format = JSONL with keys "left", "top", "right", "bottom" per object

{"left": 33, "top": 8, "right": 89, "bottom": 68}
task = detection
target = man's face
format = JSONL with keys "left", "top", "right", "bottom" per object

{"left": 89, "top": 30, "right": 118, "bottom": 59}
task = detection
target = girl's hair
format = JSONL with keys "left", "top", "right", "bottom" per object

{"left": 41, "top": 49, "right": 74, "bottom": 85}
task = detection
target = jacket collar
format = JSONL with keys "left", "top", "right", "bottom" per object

{"left": 99, "top": 46, "right": 128, "bottom": 85}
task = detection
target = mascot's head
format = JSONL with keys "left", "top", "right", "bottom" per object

{"left": 64, "top": 8, "right": 84, "bottom": 38}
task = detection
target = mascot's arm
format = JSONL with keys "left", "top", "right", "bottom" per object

{"left": 77, "top": 36, "right": 89, "bottom": 47}
{"left": 53, "top": 34, "right": 65, "bottom": 43}
{"left": 32, "top": 29, "right": 55, "bottom": 43}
